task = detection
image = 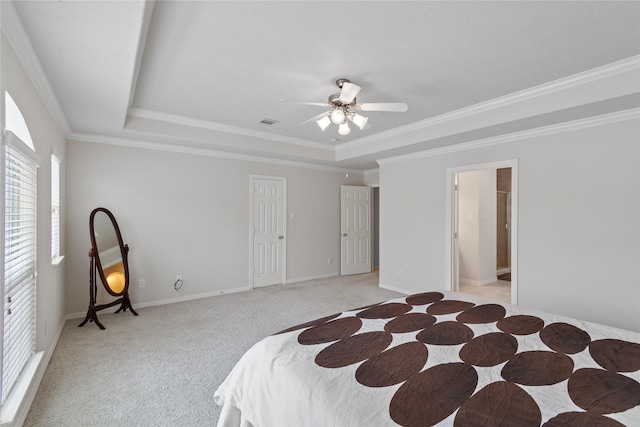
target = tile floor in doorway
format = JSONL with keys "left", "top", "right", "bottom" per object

{"left": 459, "top": 280, "right": 511, "bottom": 304}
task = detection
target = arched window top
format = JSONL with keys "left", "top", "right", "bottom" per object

{"left": 4, "top": 91, "right": 35, "bottom": 151}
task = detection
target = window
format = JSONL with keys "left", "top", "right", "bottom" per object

{"left": 2, "top": 135, "right": 38, "bottom": 403}
{"left": 51, "top": 153, "right": 61, "bottom": 263}
{"left": 3, "top": 93, "right": 34, "bottom": 152}
{"left": 2, "top": 92, "right": 39, "bottom": 404}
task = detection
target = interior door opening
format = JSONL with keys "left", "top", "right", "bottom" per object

{"left": 447, "top": 161, "right": 517, "bottom": 305}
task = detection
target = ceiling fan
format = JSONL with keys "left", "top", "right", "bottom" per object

{"left": 300, "top": 79, "right": 408, "bottom": 136}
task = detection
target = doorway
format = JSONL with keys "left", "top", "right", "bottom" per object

{"left": 446, "top": 160, "right": 518, "bottom": 304}
{"left": 250, "top": 175, "right": 287, "bottom": 288}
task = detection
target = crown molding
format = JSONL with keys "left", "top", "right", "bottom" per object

{"left": 128, "top": 107, "right": 333, "bottom": 152}
{"left": 123, "top": 0, "right": 156, "bottom": 127}
{"left": 1, "top": 1, "right": 71, "bottom": 136}
{"left": 377, "top": 107, "right": 640, "bottom": 165}
{"left": 341, "top": 55, "right": 640, "bottom": 152}
{"left": 364, "top": 168, "right": 380, "bottom": 177}
{"left": 68, "top": 131, "right": 359, "bottom": 174}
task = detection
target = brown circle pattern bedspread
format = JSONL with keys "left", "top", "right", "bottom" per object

{"left": 286, "top": 292, "right": 640, "bottom": 426}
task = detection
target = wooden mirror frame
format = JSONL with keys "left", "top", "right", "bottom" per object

{"left": 90, "top": 207, "right": 129, "bottom": 296}
{"left": 79, "top": 207, "right": 138, "bottom": 329}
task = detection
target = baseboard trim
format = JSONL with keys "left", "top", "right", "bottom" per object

{"left": 66, "top": 285, "right": 252, "bottom": 320}
{"left": 135, "top": 286, "right": 251, "bottom": 309}
{"left": 459, "top": 276, "right": 498, "bottom": 286}
{"left": 286, "top": 272, "right": 339, "bottom": 284}
{"left": 378, "top": 282, "right": 411, "bottom": 295}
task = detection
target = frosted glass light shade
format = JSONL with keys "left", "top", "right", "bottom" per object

{"left": 316, "top": 116, "right": 331, "bottom": 131}
{"left": 349, "top": 113, "right": 368, "bottom": 130}
{"left": 338, "top": 122, "right": 351, "bottom": 135}
{"left": 330, "top": 109, "right": 346, "bottom": 124}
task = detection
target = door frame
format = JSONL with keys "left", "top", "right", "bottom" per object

{"left": 249, "top": 174, "right": 287, "bottom": 289}
{"left": 445, "top": 159, "right": 518, "bottom": 304}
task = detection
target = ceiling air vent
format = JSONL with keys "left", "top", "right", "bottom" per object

{"left": 258, "top": 118, "right": 279, "bottom": 126}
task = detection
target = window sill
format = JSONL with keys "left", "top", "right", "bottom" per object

{"left": 0, "top": 351, "right": 43, "bottom": 426}
{"left": 51, "top": 255, "right": 65, "bottom": 266}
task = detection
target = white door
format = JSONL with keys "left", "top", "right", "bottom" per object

{"left": 252, "top": 176, "right": 286, "bottom": 287}
{"left": 341, "top": 185, "right": 372, "bottom": 275}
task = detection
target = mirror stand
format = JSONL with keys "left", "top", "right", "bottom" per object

{"left": 79, "top": 247, "right": 138, "bottom": 330}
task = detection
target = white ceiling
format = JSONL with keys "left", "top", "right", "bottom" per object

{"left": 3, "top": 1, "right": 640, "bottom": 170}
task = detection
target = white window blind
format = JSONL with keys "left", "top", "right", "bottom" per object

{"left": 2, "top": 135, "right": 38, "bottom": 404}
{"left": 51, "top": 154, "right": 60, "bottom": 260}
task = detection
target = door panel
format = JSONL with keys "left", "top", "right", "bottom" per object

{"left": 341, "top": 185, "right": 372, "bottom": 275}
{"left": 253, "top": 177, "right": 285, "bottom": 287}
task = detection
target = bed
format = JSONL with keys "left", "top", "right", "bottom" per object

{"left": 214, "top": 291, "right": 640, "bottom": 426}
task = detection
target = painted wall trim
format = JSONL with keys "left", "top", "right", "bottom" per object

{"left": 286, "top": 272, "right": 339, "bottom": 284}
{"left": 128, "top": 108, "right": 333, "bottom": 151}
{"left": 4, "top": 2, "right": 637, "bottom": 172}
{"left": 123, "top": 1, "right": 156, "bottom": 124}
{"left": 378, "top": 282, "right": 411, "bottom": 295}
{"left": 0, "top": 1, "right": 71, "bottom": 136}
{"left": 66, "top": 285, "right": 252, "bottom": 320}
{"left": 341, "top": 55, "right": 640, "bottom": 152}
{"left": 67, "top": 132, "right": 359, "bottom": 175}
{"left": 378, "top": 108, "right": 640, "bottom": 166}
{"left": 459, "top": 277, "right": 499, "bottom": 287}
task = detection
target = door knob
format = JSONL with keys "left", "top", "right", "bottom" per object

{"left": 342, "top": 233, "right": 347, "bottom": 237}
{"left": 278, "top": 235, "right": 284, "bottom": 239}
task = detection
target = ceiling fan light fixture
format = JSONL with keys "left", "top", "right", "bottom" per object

{"left": 301, "top": 79, "right": 407, "bottom": 136}
{"left": 349, "top": 113, "right": 368, "bottom": 130}
{"left": 330, "top": 108, "right": 346, "bottom": 125}
{"left": 316, "top": 116, "right": 331, "bottom": 131}
{"left": 338, "top": 122, "right": 351, "bottom": 136}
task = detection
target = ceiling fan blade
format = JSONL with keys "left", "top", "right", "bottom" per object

{"left": 300, "top": 111, "right": 330, "bottom": 125}
{"left": 339, "top": 82, "right": 361, "bottom": 104}
{"left": 357, "top": 102, "right": 408, "bottom": 112}
{"left": 281, "top": 100, "right": 331, "bottom": 107}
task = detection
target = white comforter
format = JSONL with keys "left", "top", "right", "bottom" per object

{"left": 214, "top": 291, "right": 640, "bottom": 427}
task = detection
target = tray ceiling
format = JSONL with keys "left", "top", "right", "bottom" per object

{"left": 4, "top": 1, "right": 640, "bottom": 170}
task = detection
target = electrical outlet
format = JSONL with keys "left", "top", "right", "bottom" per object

{"left": 327, "top": 258, "right": 332, "bottom": 265}
{"left": 139, "top": 279, "right": 146, "bottom": 288}
{"left": 398, "top": 269, "right": 403, "bottom": 278}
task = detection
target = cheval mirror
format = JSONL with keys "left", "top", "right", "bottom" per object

{"left": 79, "top": 207, "right": 138, "bottom": 329}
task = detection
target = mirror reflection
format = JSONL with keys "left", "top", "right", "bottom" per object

{"left": 93, "top": 211, "right": 126, "bottom": 294}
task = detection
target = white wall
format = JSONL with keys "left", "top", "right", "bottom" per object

{"left": 380, "top": 117, "right": 640, "bottom": 332}
{"left": 458, "top": 169, "right": 497, "bottom": 285}
{"left": 65, "top": 140, "right": 363, "bottom": 314}
{"left": 1, "top": 36, "right": 67, "bottom": 420}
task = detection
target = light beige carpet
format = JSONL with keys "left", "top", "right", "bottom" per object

{"left": 25, "top": 272, "right": 403, "bottom": 426}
